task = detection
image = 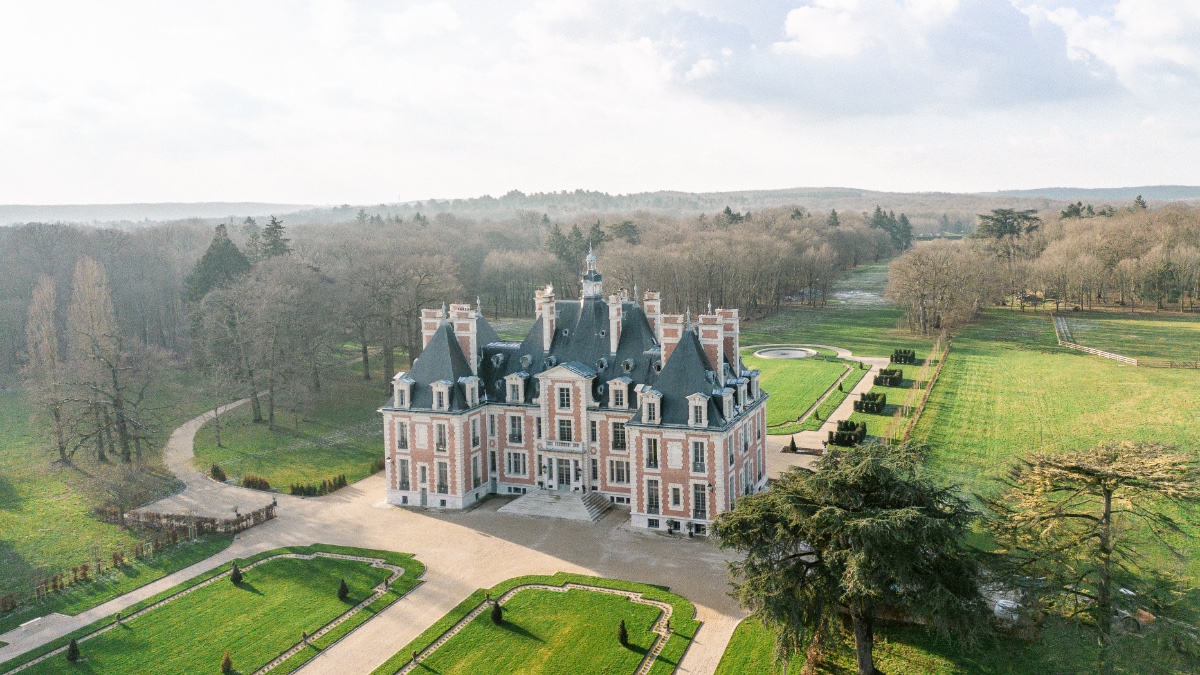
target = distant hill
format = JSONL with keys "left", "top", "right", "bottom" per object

{"left": 0, "top": 202, "right": 313, "bottom": 225}
{"left": 988, "top": 186, "right": 1200, "bottom": 201}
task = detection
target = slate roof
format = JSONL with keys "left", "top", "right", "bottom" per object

{"left": 627, "top": 329, "right": 727, "bottom": 427}
{"left": 405, "top": 321, "right": 475, "bottom": 411}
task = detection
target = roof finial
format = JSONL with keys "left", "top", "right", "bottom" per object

{"left": 634, "top": 283, "right": 638, "bottom": 298}
{"left": 707, "top": 298, "right": 712, "bottom": 313}
{"left": 476, "top": 295, "right": 482, "bottom": 312}
{"left": 441, "top": 302, "right": 447, "bottom": 318}
{"left": 686, "top": 307, "right": 691, "bottom": 326}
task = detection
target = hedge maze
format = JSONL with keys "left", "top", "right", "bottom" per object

{"left": 828, "top": 420, "right": 867, "bottom": 446}
{"left": 853, "top": 392, "right": 887, "bottom": 414}
{"left": 891, "top": 349, "right": 916, "bottom": 364}
{"left": 874, "top": 368, "right": 903, "bottom": 387}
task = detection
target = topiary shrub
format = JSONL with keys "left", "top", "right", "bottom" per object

{"left": 221, "top": 650, "right": 233, "bottom": 674}
{"left": 490, "top": 601, "right": 503, "bottom": 625}
{"left": 241, "top": 475, "right": 271, "bottom": 491}
{"left": 874, "top": 368, "right": 903, "bottom": 387}
{"left": 891, "top": 348, "right": 916, "bottom": 364}
{"left": 853, "top": 392, "right": 887, "bottom": 414}
{"left": 210, "top": 464, "right": 227, "bottom": 482}
{"left": 618, "top": 619, "right": 628, "bottom": 647}
{"left": 828, "top": 421, "right": 867, "bottom": 446}
{"left": 230, "top": 561, "right": 243, "bottom": 585}
{"left": 66, "top": 638, "right": 80, "bottom": 663}
{"left": 338, "top": 578, "right": 349, "bottom": 602}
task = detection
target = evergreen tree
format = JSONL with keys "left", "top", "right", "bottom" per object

{"left": 241, "top": 216, "right": 261, "bottom": 262}
{"left": 66, "top": 638, "right": 80, "bottom": 663}
{"left": 1133, "top": 194, "right": 1148, "bottom": 209}
{"left": 338, "top": 578, "right": 349, "bottom": 601}
{"left": 230, "top": 561, "right": 242, "bottom": 584}
{"left": 490, "top": 601, "right": 503, "bottom": 624}
{"left": 221, "top": 650, "right": 233, "bottom": 674}
{"left": 826, "top": 209, "right": 840, "bottom": 227}
{"left": 184, "top": 224, "right": 250, "bottom": 302}
{"left": 618, "top": 619, "right": 628, "bottom": 647}
{"left": 260, "top": 216, "right": 291, "bottom": 258}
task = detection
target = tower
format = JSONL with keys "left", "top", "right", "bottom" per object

{"left": 582, "top": 247, "right": 603, "bottom": 297}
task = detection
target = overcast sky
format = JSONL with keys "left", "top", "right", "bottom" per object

{"left": 1, "top": 0, "right": 1196, "bottom": 204}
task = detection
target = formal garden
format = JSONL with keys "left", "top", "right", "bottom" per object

{"left": 371, "top": 573, "right": 698, "bottom": 675}
{"left": 0, "top": 545, "right": 424, "bottom": 675}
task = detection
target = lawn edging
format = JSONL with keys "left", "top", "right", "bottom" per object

{"left": 0, "top": 544, "right": 424, "bottom": 675}
{"left": 369, "top": 573, "right": 700, "bottom": 675}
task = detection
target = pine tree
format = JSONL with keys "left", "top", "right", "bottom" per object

{"left": 826, "top": 209, "right": 840, "bottom": 227}
{"left": 1133, "top": 194, "right": 1147, "bottom": 209}
{"left": 260, "top": 216, "right": 291, "bottom": 258}
{"left": 221, "top": 650, "right": 233, "bottom": 674}
{"left": 183, "top": 224, "right": 250, "bottom": 302}
{"left": 66, "top": 638, "right": 80, "bottom": 662}
{"left": 338, "top": 578, "right": 349, "bottom": 601}
{"left": 617, "top": 619, "right": 628, "bottom": 647}
{"left": 230, "top": 561, "right": 242, "bottom": 585}
{"left": 241, "top": 216, "right": 261, "bottom": 262}
{"left": 490, "top": 601, "right": 503, "bottom": 624}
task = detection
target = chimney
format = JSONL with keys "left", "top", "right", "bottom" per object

{"left": 718, "top": 308, "right": 740, "bottom": 375}
{"left": 420, "top": 307, "right": 444, "bottom": 349}
{"left": 659, "top": 313, "right": 685, "bottom": 364}
{"left": 538, "top": 285, "right": 556, "bottom": 354}
{"left": 608, "top": 295, "right": 623, "bottom": 354}
{"left": 448, "top": 303, "right": 479, "bottom": 374}
{"left": 698, "top": 313, "right": 725, "bottom": 386}
{"left": 643, "top": 291, "right": 661, "bottom": 340}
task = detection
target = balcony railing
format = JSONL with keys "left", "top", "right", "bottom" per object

{"left": 436, "top": 483, "right": 449, "bottom": 494}
{"left": 435, "top": 443, "right": 447, "bottom": 453}
{"left": 692, "top": 508, "right": 707, "bottom": 520}
{"left": 540, "top": 439, "right": 585, "bottom": 453}
{"left": 692, "top": 461, "right": 707, "bottom": 473}
{"left": 508, "top": 434, "right": 523, "bottom": 444}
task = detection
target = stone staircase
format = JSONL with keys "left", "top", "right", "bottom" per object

{"left": 497, "top": 489, "right": 612, "bottom": 522}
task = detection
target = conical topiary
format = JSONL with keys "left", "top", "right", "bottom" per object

{"left": 338, "top": 578, "right": 349, "bottom": 601}
{"left": 490, "top": 601, "right": 503, "bottom": 625}
{"left": 66, "top": 638, "right": 80, "bottom": 663}
{"left": 618, "top": 619, "right": 628, "bottom": 647}
{"left": 230, "top": 562, "right": 242, "bottom": 585}
{"left": 220, "top": 650, "right": 233, "bottom": 674}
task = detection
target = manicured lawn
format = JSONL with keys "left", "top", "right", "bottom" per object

{"left": 418, "top": 588, "right": 661, "bottom": 675}
{"left": 0, "top": 534, "right": 232, "bottom": 634}
{"left": 1062, "top": 310, "right": 1200, "bottom": 361}
{"left": 19, "top": 551, "right": 398, "bottom": 675}
{"left": 373, "top": 573, "right": 698, "bottom": 675}
{"left": 742, "top": 350, "right": 849, "bottom": 427}
{"left": 771, "top": 366, "right": 869, "bottom": 436}
{"left": 193, "top": 362, "right": 388, "bottom": 489}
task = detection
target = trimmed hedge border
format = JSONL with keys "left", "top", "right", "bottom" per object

{"left": 0, "top": 545, "right": 425, "bottom": 675}
{"left": 370, "top": 573, "right": 700, "bottom": 675}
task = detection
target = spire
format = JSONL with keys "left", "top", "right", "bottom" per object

{"left": 476, "top": 295, "right": 482, "bottom": 312}
{"left": 581, "top": 246, "right": 603, "bottom": 297}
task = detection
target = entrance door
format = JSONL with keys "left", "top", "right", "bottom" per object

{"left": 556, "top": 459, "right": 571, "bottom": 488}
{"left": 419, "top": 488, "right": 427, "bottom": 507}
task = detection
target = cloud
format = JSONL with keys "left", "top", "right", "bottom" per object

{"left": 380, "top": 2, "right": 463, "bottom": 43}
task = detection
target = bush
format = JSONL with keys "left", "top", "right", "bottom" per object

{"left": 874, "top": 368, "right": 903, "bottom": 387}
{"left": 372, "top": 457, "right": 386, "bottom": 473}
{"left": 891, "top": 348, "right": 916, "bottom": 364}
{"left": 829, "top": 420, "right": 867, "bottom": 446}
{"left": 66, "top": 638, "right": 80, "bottom": 663}
{"left": 210, "top": 464, "right": 227, "bottom": 482}
{"left": 618, "top": 619, "right": 628, "bottom": 647}
{"left": 853, "top": 392, "right": 887, "bottom": 414}
{"left": 241, "top": 474, "right": 271, "bottom": 491}
{"left": 230, "top": 561, "right": 243, "bottom": 585}
{"left": 490, "top": 601, "right": 503, "bottom": 625}
{"left": 221, "top": 650, "right": 233, "bottom": 674}
{"left": 338, "top": 578, "right": 349, "bottom": 601}
{"left": 290, "top": 474, "right": 349, "bottom": 496}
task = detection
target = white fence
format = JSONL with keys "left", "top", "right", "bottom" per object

{"left": 1051, "top": 314, "right": 1139, "bottom": 366}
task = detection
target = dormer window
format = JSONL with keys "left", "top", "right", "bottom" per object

{"left": 436, "top": 391, "right": 445, "bottom": 409}
{"left": 510, "top": 384, "right": 520, "bottom": 401}
{"left": 558, "top": 386, "right": 572, "bottom": 410}
{"left": 687, "top": 393, "right": 710, "bottom": 427}
{"left": 431, "top": 381, "right": 451, "bottom": 411}
{"left": 613, "top": 388, "right": 624, "bottom": 407}
{"left": 646, "top": 401, "right": 657, "bottom": 423}
{"left": 609, "top": 377, "right": 631, "bottom": 408}
{"left": 505, "top": 373, "right": 527, "bottom": 404}
{"left": 393, "top": 374, "right": 414, "bottom": 409}
{"left": 395, "top": 389, "right": 406, "bottom": 407}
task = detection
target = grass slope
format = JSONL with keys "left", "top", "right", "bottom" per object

{"left": 3, "top": 545, "right": 424, "bottom": 675}
{"left": 419, "top": 588, "right": 661, "bottom": 675}
{"left": 742, "top": 351, "right": 849, "bottom": 427}
{"left": 193, "top": 362, "right": 387, "bottom": 489}
{"left": 372, "top": 573, "right": 698, "bottom": 675}
{"left": 1063, "top": 310, "right": 1200, "bottom": 361}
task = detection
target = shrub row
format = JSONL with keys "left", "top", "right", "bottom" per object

{"left": 874, "top": 368, "right": 903, "bottom": 387}
{"left": 290, "top": 474, "right": 348, "bottom": 496}
{"left": 891, "top": 349, "right": 916, "bottom": 364}
{"left": 241, "top": 475, "right": 271, "bottom": 491}
{"left": 853, "top": 392, "right": 887, "bottom": 414}
{"left": 829, "top": 420, "right": 867, "bottom": 446}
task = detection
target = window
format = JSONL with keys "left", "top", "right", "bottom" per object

{"left": 472, "top": 456, "right": 481, "bottom": 489}
{"left": 645, "top": 438, "right": 659, "bottom": 469}
{"left": 611, "top": 422, "right": 626, "bottom": 450}
{"left": 537, "top": 454, "right": 544, "bottom": 476}
{"left": 558, "top": 387, "right": 571, "bottom": 410}
{"left": 436, "top": 390, "right": 445, "bottom": 409}
{"left": 536, "top": 417, "right": 543, "bottom": 439}
{"left": 608, "top": 460, "right": 630, "bottom": 484}
{"left": 590, "top": 420, "right": 598, "bottom": 443}
{"left": 510, "top": 383, "right": 520, "bottom": 401}
{"left": 646, "top": 479, "right": 660, "bottom": 515}
{"left": 436, "top": 462, "right": 448, "bottom": 494}
{"left": 397, "top": 458, "right": 410, "bottom": 490}
{"left": 471, "top": 419, "right": 479, "bottom": 447}
{"left": 395, "top": 389, "right": 406, "bottom": 406}
{"left": 693, "top": 483, "right": 708, "bottom": 519}
{"left": 396, "top": 422, "right": 409, "bottom": 450}
{"left": 645, "top": 401, "right": 657, "bottom": 423}
{"left": 506, "top": 451, "right": 528, "bottom": 476}
{"left": 489, "top": 450, "right": 496, "bottom": 472}
{"left": 508, "top": 416, "right": 523, "bottom": 443}
{"left": 419, "top": 465, "right": 427, "bottom": 484}
{"left": 557, "top": 419, "right": 573, "bottom": 442}
{"left": 488, "top": 415, "right": 496, "bottom": 437}
{"left": 671, "top": 486, "right": 681, "bottom": 508}
{"left": 591, "top": 458, "right": 598, "bottom": 481}
{"left": 435, "top": 424, "right": 447, "bottom": 452}
{"left": 647, "top": 518, "right": 659, "bottom": 529}
{"left": 692, "top": 441, "right": 706, "bottom": 473}
{"left": 613, "top": 388, "right": 625, "bottom": 408}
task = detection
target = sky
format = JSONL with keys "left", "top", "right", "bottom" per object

{"left": 0, "top": 0, "right": 1197, "bottom": 204}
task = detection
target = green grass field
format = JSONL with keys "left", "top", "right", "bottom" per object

{"left": 1063, "top": 310, "right": 1200, "bottom": 361}
{"left": 742, "top": 351, "right": 849, "bottom": 427}
{"left": 193, "top": 362, "right": 387, "bottom": 489}
{"left": 771, "top": 366, "right": 869, "bottom": 436}
{"left": 16, "top": 548, "right": 411, "bottom": 675}
{"left": 417, "top": 588, "right": 661, "bottom": 675}
{"left": 372, "top": 573, "right": 698, "bottom": 675}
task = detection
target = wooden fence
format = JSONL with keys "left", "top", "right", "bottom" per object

{"left": 899, "top": 338, "right": 952, "bottom": 443}
{"left": 1051, "top": 314, "right": 1139, "bottom": 365}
